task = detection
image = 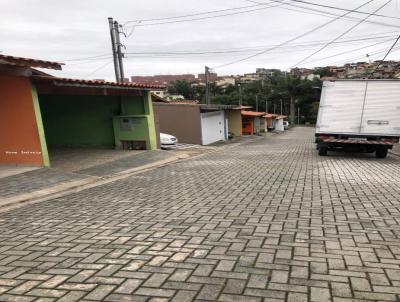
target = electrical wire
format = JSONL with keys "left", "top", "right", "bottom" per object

{"left": 368, "top": 33, "right": 400, "bottom": 76}
{"left": 325, "top": 44, "right": 400, "bottom": 66}
{"left": 123, "top": 2, "right": 275, "bottom": 24}
{"left": 122, "top": 34, "right": 399, "bottom": 56}
{"left": 377, "top": 34, "right": 400, "bottom": 62}
{"left": 292, "top": 0, "right": 393, "bottom": 68}
{"left": 294, "top": 38, "right": 395, "bottom": 65}
{"left": 60, "top": 54, "right": 111, "bottom": 62}
{"left": 212, "top": 0, "right": 375, "bottom": 69}
{"left": 279, "top": 0, "right": 400, "bottom": 20}
{"left": 56, "top": 32, "right": 398, "bottom": 66}
{"left": 123, "top": 2, "right": 284, "bottom": 28}
{"left": 248, "top": 0, "right": 400, "bottom": 29}
{"left": 84, "top": 61, "right": 113, "bottom": 78}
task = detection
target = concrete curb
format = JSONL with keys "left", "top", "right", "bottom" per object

{"left": 0, "top": 176, "right": 100, "bottom": 208}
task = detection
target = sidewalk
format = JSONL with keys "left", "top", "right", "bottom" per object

{"left": 0, "top": 135, "right": 270, "bottom": 210}
{"left": 0, "top": 149, "right": 202, "bottom": 210}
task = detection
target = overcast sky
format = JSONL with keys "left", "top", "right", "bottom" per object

{"left": 1, "top": 0, "right": 400, "bottom": 80}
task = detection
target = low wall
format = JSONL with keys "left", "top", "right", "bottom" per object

{"left": 153, "top": 103, "right": 202, "bottom": 145}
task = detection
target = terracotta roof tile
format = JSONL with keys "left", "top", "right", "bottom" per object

{"left": 0, "top": 54, "right": 63, "bottom": 70}
{"left": 241, "top": 110, "right": 266, "bottom": 117}
{"left": 32, "top": 75, "right": 165, "bottom": 90}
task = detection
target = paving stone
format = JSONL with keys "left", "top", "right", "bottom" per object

{"left": 143, "top": 273, "right": 169, "bottom": 287}
{"left": 288, "top": 292, "right": 308, "bottom": 302}
{"left": 222, "top": 279, "right": 246, "bottom": 294}
{"left": 0, "top": 128, "right": 400, "bottom": 301}
{"left": 171, "top": 290, "right": 197, "bottom": 302}
{"left": 134, "top": 287, "right": 175, "bottom": 297}
{"left": 196, "top": 284, "right": 223, "bottom": 300}
{"left": 84, "top": 285, "right": 115, "bottom": 300}
{"left": 114, "top": 279, "right": 142, "bottom": 294}
{"left": 26, "top": 288, "right": 66, "bottom": 298}
{"left": 271, "top": 270, "right": 289, "bottom": 283}
{"left": 57, "top": 291, "right": 87, "bottom": 302}
{"left": 311, "top": 287, "right": 331, "bottom": 302}
{"left": 350, "top": 277, "right": 371, "bottom": 292}
{"left": 331, "top": 282, "right": 352, "bottom": 298}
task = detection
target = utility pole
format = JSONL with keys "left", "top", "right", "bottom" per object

{"left": 297, "top": 107, "right": 300, "bottom": 124}
{"left": 265, "top": 100, "right": 268, "bottom": 113}
{"left": 205, "top": 66, "right": 210, "bottom": 105}
{"left": 255, "top": 94, "right": 259, "bottom": 112}
{"left": 114, "top": 20, "right": 125, "bottom": 83}
{"left": 238, "top": 83, "right": 243, "bottom": 106}
{"left": 280, "top": 99, "right": 283, "bottom": 115}
{"left": 108, "top": 18, "right": 125, "bottom": 83}
{"left": 108, "top": 17, "right": 120, "bottom": 82}
{"left": 273, "top": 104, "right": 276, "bottom": 114}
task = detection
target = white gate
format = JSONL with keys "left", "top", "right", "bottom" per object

{"left": 200, "top": 111, "right": 226, "bottom": 145}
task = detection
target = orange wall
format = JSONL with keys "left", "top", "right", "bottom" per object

{"left": 0, "top": 75, "right": 43, "bottom": 166}
{"left": 242, "top": 119, "right": 253, "bottom": 135}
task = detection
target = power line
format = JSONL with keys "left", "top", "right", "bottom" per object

{"left": 84, "top": 61, "right": 113, "bottom": 78}
{"left": 212, "top": 0, "right": 375, "bottom": 69}
{"left": 123, "top": 2, "right": 275, "bottom": 24}
{"left": 66, "top": 57, "right": 112, "bottom": 66}
{"left": 282, "top": 0, "right": 400, "bottom": 20}
{"left": 377, "top": 34, "right": 400, "bottom": 62}
{"left": 60, "top": 54, "right": 111, "bottom": 62}
{"left": 292, "top": 0, "right": 393, "bottom": 68}
{"left": 297, "top": 38, "right": 396, "bottom": 65}
{"left": 123, "top": 2, "right": 284, "bottom": 28}
{"left": 122, "top": 34, "right": 399, "bottom": 56}
{"left": 248, "top": 0, "right": 400, "bottom": 29}
{"left": 57, "top": 32, "right": 398, "bottom": 66}
{"left": 326, "top": 45, "right": 400, "bottom": 67}
{"left": 367, "top": 34, "right": 400, "bottom": 77}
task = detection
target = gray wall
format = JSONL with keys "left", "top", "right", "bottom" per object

{"left": 153, "top": 103, "right": 202, "bottom": 145}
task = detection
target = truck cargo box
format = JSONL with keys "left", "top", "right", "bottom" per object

{"left": 315, "top": 80, "right": 400, "bottom": 158}
{"left": 316, "top": 80, "right": 400, "bottom": 137}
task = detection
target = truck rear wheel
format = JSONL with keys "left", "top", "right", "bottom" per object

{"left": 318, "top": 146, "right": 328, "bottom": 156}
{"left": 376, "top": 148, "right": 388, "bottom": 158}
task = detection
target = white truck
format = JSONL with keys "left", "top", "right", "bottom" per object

{"left": 315, "top": 80, "right": 400, "bottom": 158}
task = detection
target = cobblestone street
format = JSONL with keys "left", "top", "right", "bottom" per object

{"left": 1, "top": 127, "right": 400, "bottom": 301}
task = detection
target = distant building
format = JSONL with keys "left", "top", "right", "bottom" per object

{"left": 151, "top": 90, "right": 167, "bottom": 98}
{"left": 198, "top": 72, "right": 218, "bottom": 82}
{"left": 215, "top": 77, "right": 236, "bottom": 88}
{"left": 326, "top": 61, "right": 400, "bottom": 79}
{"left": 301, "top": 74, "right": 320, "bottom": 81}
{"left": 131, "top": 74, "right": 196, "bottom": 85}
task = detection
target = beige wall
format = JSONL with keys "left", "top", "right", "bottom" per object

{"left": 260, "top": 118, "right": 267, "bottom": 132}
{"left": 153, "top": 103, "right": 202, "bottom": 144}
{"left": 227, "top": 110, "right": 242, "bottom": 137}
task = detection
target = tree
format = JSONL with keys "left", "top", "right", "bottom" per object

{"left": 314, "top": 67, "right": 334, "bottom": 77}
{"left": 167, "top": 80, "right": 195, "bottom": 99}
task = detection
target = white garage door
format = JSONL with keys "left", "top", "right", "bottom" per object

{"left": 200, "top": 111, "right": 226, "bottom": 145}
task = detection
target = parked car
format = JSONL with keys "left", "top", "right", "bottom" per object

{"left": 160, "top": 133, "right": 178, "bottom": 149}
{"left": 315, "top": 80, "right": 400, "bottom": 158}
{"left": 283, "top": 121, "right": 289, "bottom": 130}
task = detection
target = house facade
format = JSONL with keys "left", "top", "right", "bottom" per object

{"left": 0, "top": 54, "right": 161, "bottom": 167}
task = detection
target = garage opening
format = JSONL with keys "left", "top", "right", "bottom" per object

{"left": 33, "top": 77, "right": 158, "bottom": 170}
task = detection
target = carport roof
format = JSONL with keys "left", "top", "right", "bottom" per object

{"left": 200, "top": 104, "right": 251, "bottom": 111}
{"left": 0, "top": 54, "right": 63, "bottom": 70}
{"left": 32, "top": 75, "right": 165, "bottom": 91}
{"left": 264, "top": 113, "right": 278, "bottom": 118}
{"left": 241, "top": 110, "right": 266, "bottom": 117}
